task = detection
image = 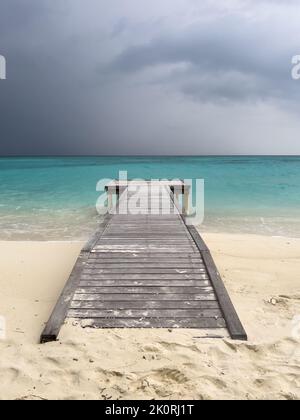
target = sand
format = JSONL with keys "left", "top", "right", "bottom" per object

{"left": 0, "top": 233, "right": 299, "bottom": 400}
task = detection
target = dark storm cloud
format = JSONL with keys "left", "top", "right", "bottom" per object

{"left": 0, "top": 1, "right": 108, "bottom": 154}
{"left": 107, "top": 15, "right": 297, "bottom": 104}
{"left": 0, "top": 0, "right": 300, "bottom": 155}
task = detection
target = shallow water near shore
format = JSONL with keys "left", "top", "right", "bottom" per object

{"left": 1, "top": 156, "right": 300, "bottom": 239}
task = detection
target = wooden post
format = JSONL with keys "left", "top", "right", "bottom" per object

{"left": 172, "top": 186, "right": 183, "bottom": 215}
{"left": 107, "top": 187, "right": 113, "bottom": 212}
{"left": 174, "top": 187, "right": 180, "bottom": 210}
{"left": 183, "top": 185, "right": 190, "bottom": 216}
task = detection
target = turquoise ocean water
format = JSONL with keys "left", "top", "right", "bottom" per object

{"left": 0, "top": 156, "right": 300, "bottom": 240}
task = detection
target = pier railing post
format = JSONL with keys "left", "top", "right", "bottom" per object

{"left": 183, "top": 185, "right": 190, "bottom": 216}
{"left": 107, "top": 188, "right": 113, "bottom": 212}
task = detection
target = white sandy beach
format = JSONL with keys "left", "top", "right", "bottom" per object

{"left": 0, "top": 233, "right": 299, "bottom": 400}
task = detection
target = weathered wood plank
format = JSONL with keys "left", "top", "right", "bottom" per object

{"left": 202, "top": 250, "right": 247, "bottom": 341}
{"left": 70, "top": 300, "right": 220, "bottom": 310}
{"left": 186, "top": 226, "right": 210, "bottom": 252}
{"left": 75, "top": 318, "right": 226, "bottom": 329}
{"left": 187, "top": 226, "right": 248, "bottom": 341}
{"left": 106, "top": 226, "right": 185, "bottom": 230}
{"left": 76, "top": 286, "right": 214, "bottom": 294}
{"left": 102, "top": 237, "right": 188, "bottom": 240}
{"left": 103, "top": 237, "right": 189, "bottom": 241}
{"left": 82, "top": 215, "right": 112, "bottom": 253}
{"left": 80, "top": 274, "right": 210, "bottom": 280}
{"left": 73, "top": 293, "right": 217, "bottom": 301}
{"left": 68, "top": 308, "right": 223, "bottom": 319}
{"left": 89, "top": 252, "right": 200, "bottom": 258}
{"left": 83, "top": 267, "right": 207, "bottom": 274}
{"left": 85, "top": 262, "right": 205, "bottom": 268}
{"left": 79, "top": 280, "right": 210, "bottom": 287}
{"left": 93, "top": 244, "right": 197, "bottom": 249}
{"left": 40, "top": 252, "right": 89, "bottom": 343}
{"left": 92, "top": 248, "right": 198, "bottom": 253}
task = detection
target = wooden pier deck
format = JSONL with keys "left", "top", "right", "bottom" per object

{"left": 41, "top": 181, "right": 247, "bottom": 343}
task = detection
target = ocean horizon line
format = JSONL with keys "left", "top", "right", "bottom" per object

{"left": 1, "top": 154, "right": 300, "bottom": 159}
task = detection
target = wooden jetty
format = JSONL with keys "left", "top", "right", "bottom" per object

{"left": 41, "top": 181, "right": 247, "bottom": 343}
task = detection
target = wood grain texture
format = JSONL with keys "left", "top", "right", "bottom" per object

{"left": 77, "top": 318, "right": 226, "bottom": 329}
{"left": 186, "top": 225, "right": 248, "bottom": 341}
{"left": 41, "top": 181, "right": 246, "bottom": 342}
{"left": 40, "top": 252, "right": 89, "bottom": 343}
{"left": 68, "top": 308, "right": 223, "bottom": 319}
{"left": 73, "top": 293, "right": 217, "bottom": 301}
{"left": 70, "top": 300, "right": 220, "bottom": 310}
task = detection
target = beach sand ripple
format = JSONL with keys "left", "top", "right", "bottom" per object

{"left": 0, "top": 234, "right": 299, "bottom": 400}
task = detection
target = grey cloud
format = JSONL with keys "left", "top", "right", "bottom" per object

{"left": 0, "top": 0, "right": 300, "bottom": 155}
{"left": 107, "top": 14, "right": 298, "bottom": 104}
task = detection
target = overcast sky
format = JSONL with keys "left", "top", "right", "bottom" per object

{"left": 0, "top": 0, "right": 300, "bottom": 155}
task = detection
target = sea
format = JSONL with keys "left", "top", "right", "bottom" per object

{"left": 0, "top": 156, "right": 300, "bottom": 240}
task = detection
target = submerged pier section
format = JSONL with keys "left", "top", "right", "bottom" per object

{"left": 41, "top": 181, "right": 247, "bottom": 343}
